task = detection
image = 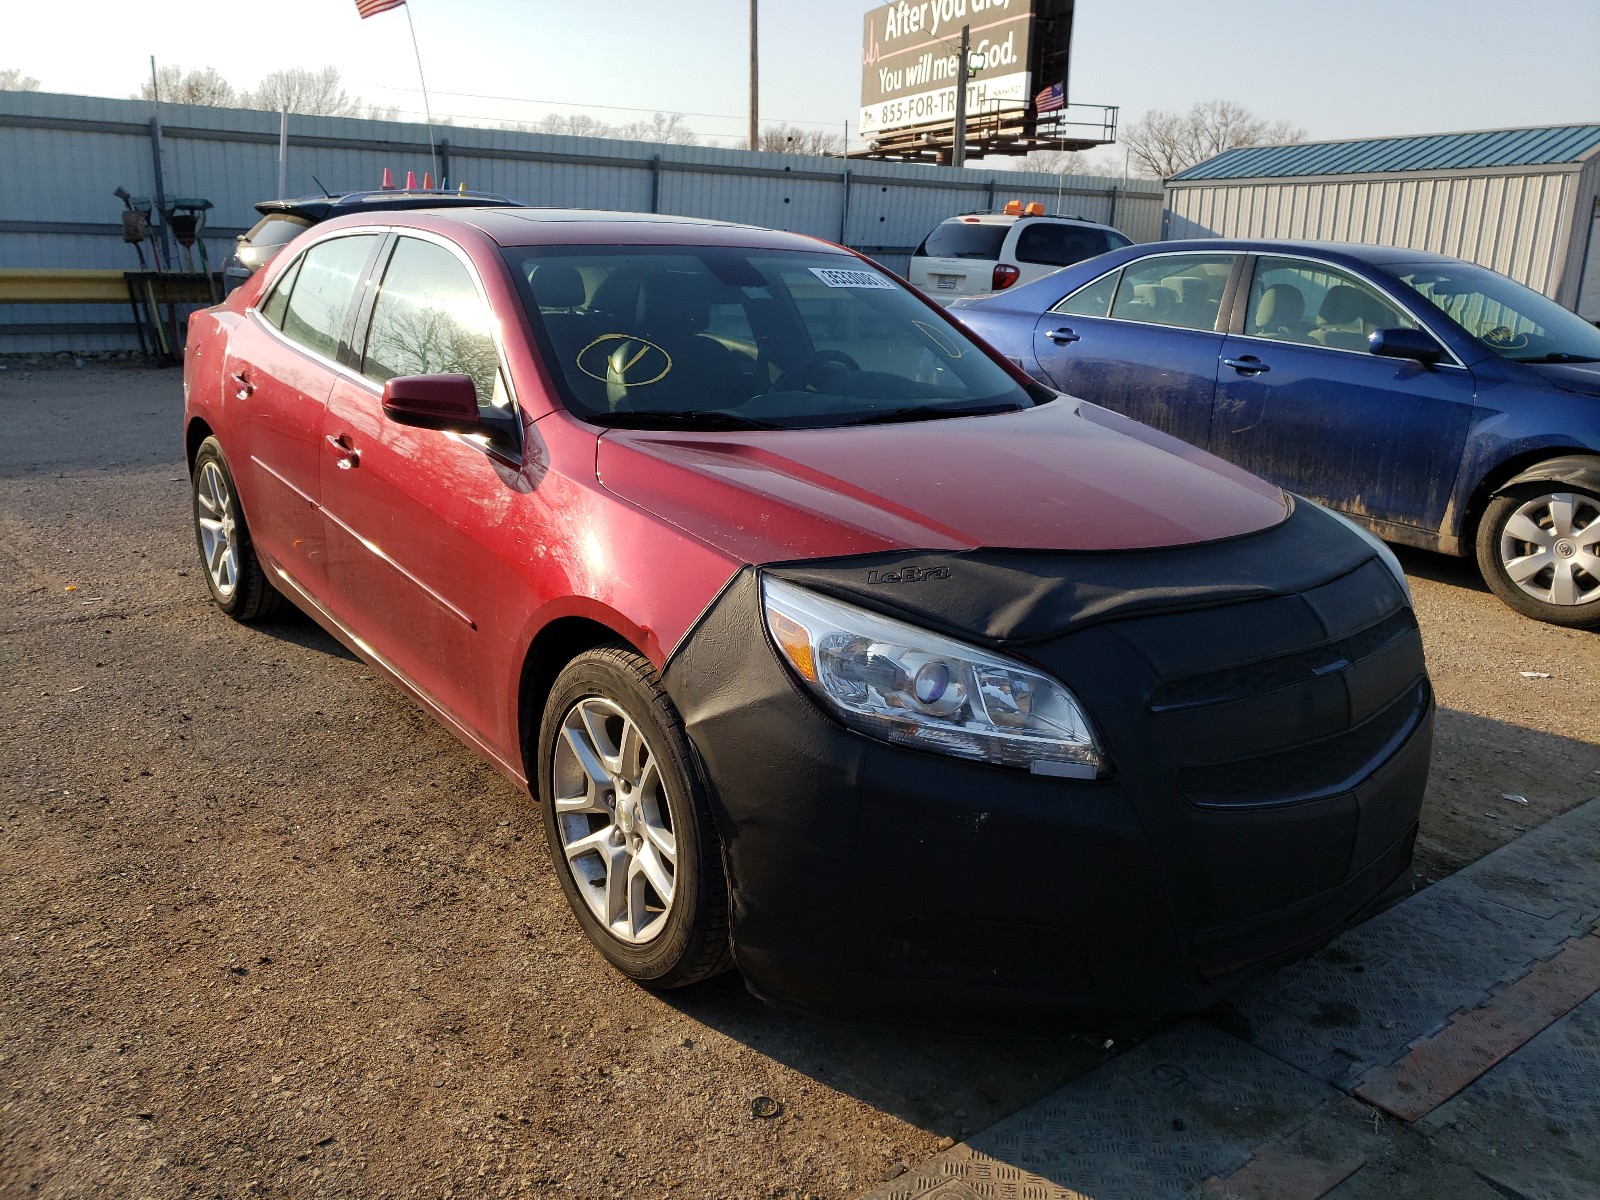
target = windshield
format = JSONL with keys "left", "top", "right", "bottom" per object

{"left": 1384, "top": 260, "right": 1600, "bottom": 364}
{"left": 916, "top": 222, "right": 1009, "bottom": 260}
{"left": 505, "top": 245, "right": 1041, "bottom": 429}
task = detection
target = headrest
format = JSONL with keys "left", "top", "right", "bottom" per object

{"left": 1254, "top": 283, "right": 1305, "bottom": 328}
{"left": 1169, "top": 276, "right": 1209, "bottom": 304}
{"left": 1319, "top": 284, "right": 1382, "bottom": 326}
{"left": 530, "top": 264, "right": 585, "bottom": 309}
{"left": 635, "top": 272, "right": 709, "bottom": 335}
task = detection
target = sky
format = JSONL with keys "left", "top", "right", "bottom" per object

{"left": 6, "top": 0, "right": 1599, "bottom": 169}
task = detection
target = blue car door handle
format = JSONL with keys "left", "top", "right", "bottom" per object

{"left": 1045, "top": 327, "right": 1080, "bottom": 344}
{"left": 1223, "top": 356, "right": 1270, "bottom": 374}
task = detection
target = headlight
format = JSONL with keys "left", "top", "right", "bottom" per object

{"left": 760, "top": 576, "right": 1104, "bottom": 779}
{"left": 1308, "top": 499, "right": 1412, "bottom": 604}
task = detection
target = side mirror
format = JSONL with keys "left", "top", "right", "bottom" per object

{"left": 1369, "top": 327, "right": 1444, "bottom": 365}
{"left": 381, "top": 373, "right": 481, "bottom": 430}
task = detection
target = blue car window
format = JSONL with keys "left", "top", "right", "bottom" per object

{"left": 1108, "top": 253, "right": 1234, "bottom": 331}
{"left": 1051, "top": 270, "right": 1119, "bottom": 318}
{"left": 1247, "top": 257, "right": 1416, "bottom": 353}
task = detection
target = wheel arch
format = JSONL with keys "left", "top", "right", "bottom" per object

{"left": 185, "top": 417, "right": 215, "bottom": 471}
{"left": 516, "top": 614, "right": 640, "bottom": 783}
{"left": 1460, "top": 447, "right": 1600, "bottom": 547}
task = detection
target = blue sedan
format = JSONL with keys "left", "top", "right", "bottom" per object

{"left": 949, "top": 239, "right": 1600, "bottom": 628}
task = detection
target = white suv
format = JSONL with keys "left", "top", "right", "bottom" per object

{"left": 908, "top": 205, "right": 1131, "bottom": 304}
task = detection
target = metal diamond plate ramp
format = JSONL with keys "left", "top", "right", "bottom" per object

{"left": 858, "top": 1023, "right": 1338, "bottom": 1200}
{"left": 1217, "top": 797, "right": 1600, "bottom": 1085}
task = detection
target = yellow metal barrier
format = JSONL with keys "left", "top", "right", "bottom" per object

{"left": 0, "top": 268, "right": 217, "bottom": 305}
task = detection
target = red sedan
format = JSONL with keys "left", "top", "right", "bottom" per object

{"left": 183, "top": 209, "right": 1433, "bottom": 1018}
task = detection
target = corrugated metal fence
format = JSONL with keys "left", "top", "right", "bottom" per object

{"left": 0, "top": 91, "right": 1164, "bottom": 353}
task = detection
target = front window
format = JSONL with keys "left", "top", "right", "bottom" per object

{"left": 362, "top": 235, "right": 509, "bottom": 415}
{"left": 1384, "top": 261, "right": 1600, "bottom": 364}
{"left": 506, "top": 246, "right": 1042, "bottom": 429}
{"left": 1244, "top": 256, "right": 1419, "bottom": 352}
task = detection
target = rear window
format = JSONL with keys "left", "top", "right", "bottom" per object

{"left": 916, "top": 221, "right": 1009, "bottom": 260}
{"left": 242, "top": 213, "right": 312, "bottom": 251}
{"left": 505, "top": 244, "right": 1040, "bottom": 430}
{"left": 1015, "top": 223, "right": 1129, "bottom": 267}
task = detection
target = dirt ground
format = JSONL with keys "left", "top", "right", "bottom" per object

{"left": 2, "top": 363, "right": 1596, "bottom": 1200}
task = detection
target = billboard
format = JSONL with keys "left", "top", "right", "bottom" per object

{"left": 859, "top": 0, "right": 1036, "bottom": 139}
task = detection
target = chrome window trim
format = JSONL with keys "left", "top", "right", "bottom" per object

{"left": 1235, "top": 251, "right": 1467, "bottom": 370}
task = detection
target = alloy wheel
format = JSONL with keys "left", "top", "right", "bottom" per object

{"left": 551, "top": 696, "right": 678, "bottom": 945}
{"left": 195, "top": 460, "right": 240, "bottom": 600}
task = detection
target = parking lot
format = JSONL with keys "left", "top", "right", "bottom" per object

{"left": 2, "top": 361, "right": 1597, "bottom": 1199}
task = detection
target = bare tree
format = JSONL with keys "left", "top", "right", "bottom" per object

{"left": 136, "top": 65, "right": 236, "bottom": 106}
{"left": 0, "top": 68, "right": 42, "bottom": 91}
{"left": 757, "top": 123, "right": 845, "bottom": 156}
{"left": 534, "top": 112, "right": 614, "bottom": 138}
{"left": 1122, "top": 100, "right": 1306, "bottom": 178}
{"left": 363, "top": 103, "right": 402, "bottom": 122}
{"left": 614, "top": 112, "right": 698, "bottom": 146}
{"left": 1022, "top": 148, "right": 1084, "bottom": 175}
{"left": 242, "top": 66, "right": 360, "bottom": 117}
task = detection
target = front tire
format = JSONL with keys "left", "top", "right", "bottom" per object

{"left": 1475, "top": 477, "right": 1600, "bottom": 628}
{"left": 191, "top": 437, "right": 282, "bottom": 622}
{"left": 537, "top": 645, "right": 732, "bottom": 988}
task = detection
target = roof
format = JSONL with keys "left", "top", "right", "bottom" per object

{"left": 1170, "top": 124, "right": 1600, "bottom": 182}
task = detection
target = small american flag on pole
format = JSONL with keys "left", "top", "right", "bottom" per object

{"left": 1035, "top": 82, "right": 1065, "bottom": 114}
{"left": 355, "top": 0, "right": 405, "bottom": 18}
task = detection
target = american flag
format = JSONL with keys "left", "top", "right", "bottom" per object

{"left": 355, "top": 0, "right": 405, "bottom": 17}
{"left": 1035, "top": 82, "right": 1065, "bottom": 114}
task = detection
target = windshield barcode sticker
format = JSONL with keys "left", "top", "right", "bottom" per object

{"left": 810, "top": 267, "right": 897, "bottom": 290}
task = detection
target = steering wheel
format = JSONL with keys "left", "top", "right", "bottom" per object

{"left": 770, "top": 350, "right": 861, "bottom": 393}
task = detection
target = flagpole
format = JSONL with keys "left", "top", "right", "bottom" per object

{"left": 402, "top": 2, "right": 439, "bottom": 184}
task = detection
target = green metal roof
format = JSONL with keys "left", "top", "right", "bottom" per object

{"left": 1170, "top": 124, "right": 1600, "bottom": 182}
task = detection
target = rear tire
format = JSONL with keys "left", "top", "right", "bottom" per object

{"left": 191, "top": 437, "right": 283, "bottom": 622}
{"left": 1475, "top": 474, "right": 1600, "bottom": 628}
{"left": 537, "top": 645, "right": 732, "bottom": 988}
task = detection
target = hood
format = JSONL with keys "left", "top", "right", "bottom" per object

{"left": 1529, "top": 360, "right": 1600, "bottom": 398}
{"left": 596, "top": 399, "right": 1289, "bottom": 564}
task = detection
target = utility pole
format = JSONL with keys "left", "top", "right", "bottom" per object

{"left": 951, "top": 25, "right": 970, "bottom": 168}
{"left": 748, "top": 0, "right": 759, "bottom": 150}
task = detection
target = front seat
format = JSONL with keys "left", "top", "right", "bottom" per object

{"left": 1311, "top": 284, "right": 1388, "bottom": 351}
{"left": 605, "top": 272, "right": 739, "bottom": 413}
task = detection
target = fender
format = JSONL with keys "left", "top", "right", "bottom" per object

{"left": 1497, "top": 453, "right": 1600, "bottom": 494}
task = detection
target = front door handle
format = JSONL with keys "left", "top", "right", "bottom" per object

{"left": 1045, "top": 327, "right": 1081, "bottom": 345}
{"left": 1223, "top": 356, "right": 1271, "bottom": 375}
{"left": 324, "top": 434, "right": 360, "bottom": 470}
{"left": 229, "top": 370, "right": 254, "bottom": 399}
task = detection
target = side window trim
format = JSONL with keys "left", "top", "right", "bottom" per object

{"left": 343, "top": 232, "right": 397, "bottom": 372}
{"left": 1231, "top": 253, "right": 1463, "bottom": 367}
{"left": 253, "top": 231, "right": 381, "bottom": 367}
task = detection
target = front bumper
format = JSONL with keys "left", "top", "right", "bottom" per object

{"left": 662, "top": 507, "right": 1432, "bottom": 1019}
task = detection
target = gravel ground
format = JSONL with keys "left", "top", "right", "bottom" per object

{"left": 2, "top": 363, "right": 1596, "bottom": 1200}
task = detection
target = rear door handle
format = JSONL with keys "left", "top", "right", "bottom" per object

{"left": 1223, "top": 356, "right": 1270, "bottom": 374}
{"left": 229, "top": 370, "right": 253, "bottom": 399}
{"left": 1045, "top": 327, "right": 1081, "bottom": 345}
{"left": 324, "top": 434, "right": 360, "bottom": 470}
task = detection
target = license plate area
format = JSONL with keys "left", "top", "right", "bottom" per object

{"left": 935, "top": 275, "right": 960, "bottom": 290}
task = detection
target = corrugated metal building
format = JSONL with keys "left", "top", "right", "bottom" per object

{"left": 0, "top": 91, "right": 1165, "bottom": 353}
{"left": 1165, "top": 124, "right": 1600, "bottom": 321}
